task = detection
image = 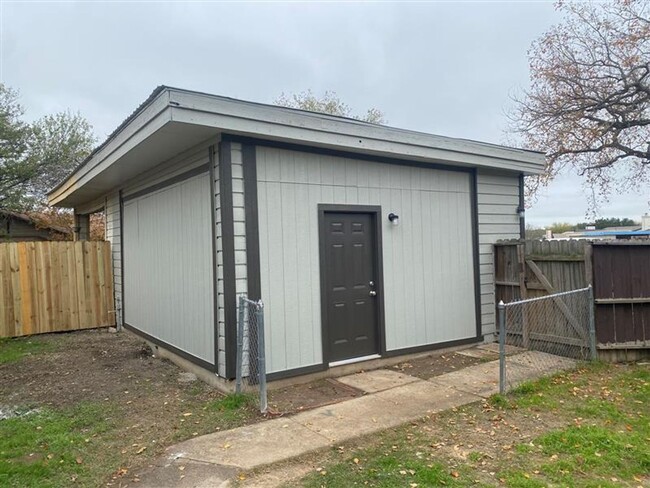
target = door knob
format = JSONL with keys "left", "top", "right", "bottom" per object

{"left": 369, "top": 290, "right": 377, "bottom": 297}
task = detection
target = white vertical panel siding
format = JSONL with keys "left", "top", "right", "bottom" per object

{"left": 476, "top": 169, "right": 521, "bottom": 337}
{"left": 105, "top": 192, "right": 122, "bottom": 326}
{"left": 257, "top": 147, "right": 477, "bottom": 374}
{"left": 123, "top": 172, "right": 215, "bottom": 363}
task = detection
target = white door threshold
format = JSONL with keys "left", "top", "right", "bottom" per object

{"left": 329, "top": 354, "right": 381, "bottom": 368}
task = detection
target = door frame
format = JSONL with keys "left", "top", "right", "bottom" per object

{"left": 318, "top": 204, "right": 387, "bottom": 366}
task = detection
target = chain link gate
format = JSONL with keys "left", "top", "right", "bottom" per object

{"left": 498, "top": 286, "right": 597, "bottom": 394}
{"left": 236, "top": 295, "right": 268, "bottom": 413}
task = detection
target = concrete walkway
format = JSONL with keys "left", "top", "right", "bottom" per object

{"left": 135, "top": 349, "right": 576, "bottom": 487}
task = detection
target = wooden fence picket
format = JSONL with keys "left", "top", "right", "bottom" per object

{"left": 0, "top": 241, "right": 115, "bottom": 338}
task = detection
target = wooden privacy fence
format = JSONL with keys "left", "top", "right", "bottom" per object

{"left": 0, "top": 241, "right": 115, "bottom": 338}
{"left": 495, "top": 239, "right": 650, "bottom": 356}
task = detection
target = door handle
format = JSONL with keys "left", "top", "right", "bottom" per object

{"left": 369, "top": 290, "right": 377, "bottom": 297}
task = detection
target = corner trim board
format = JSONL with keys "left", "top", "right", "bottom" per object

{"left": 209, "top": 145, "right": 220, "bottom": 373}
{"left": 219, "top": 140, "right": 238, "bottom": 380}
{"left": 519, "top": 173, "right": 525, "bottom": 239}
{"left": 242, "top": 144, "right": 261, "bottom": 302}
{"left": 470, "top": 169, "right": 482, "bottom": 338}
{"left": 119, "top": 189, "right": 125, "bottom": 329}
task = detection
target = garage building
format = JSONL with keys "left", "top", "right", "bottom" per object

{"left": 48, "top": 86, "right": 545, "bottom": 384}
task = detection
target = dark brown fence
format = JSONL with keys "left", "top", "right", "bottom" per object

{"left": 592, "top": 242, "right": 650, "bottom": 347}
{"left": 495, "top": 240, "right": 650, "bottom": 357}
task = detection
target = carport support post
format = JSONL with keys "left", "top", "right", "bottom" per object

{"left": 498, "top": 300, "right": 506, "bottom": 395}
{"left": 73, "top": 213, "right": 90, "bottom": 241}
{"left": 235, "top": 296, "right": 245, "bottom": 394}
{"left": 587, "top": 285, "right": 597, "bottom": 361}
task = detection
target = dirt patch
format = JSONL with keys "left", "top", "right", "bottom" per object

{"left": 389, "top": 351, "right": 491, "bottom": 380}
{"left": 269, "top": 378, "right": 363, "bottom": 415}
{"left": 0, "top": 329, "right": 262, "bottom": 487}
{"left": 0, "top": 329, "right": 194, "bottom": 409}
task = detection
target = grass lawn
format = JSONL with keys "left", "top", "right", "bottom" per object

{"left": 0, "top": 331, "right": 259, "bottom": 487}
{"left": 297, "top": 362, "right": 649, "bottom": 488}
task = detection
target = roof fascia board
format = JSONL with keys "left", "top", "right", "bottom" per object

{"left": 171, "top": 107, "right": 544, "bottom": 175}
{"left": 168, "top": 89, "right": 545, "bottom": 170}
{"left": 48, "top": 90, "right": 171, "bottom": 205}
{"left": 49, "top": 106, "right": 173, "bottom": 206}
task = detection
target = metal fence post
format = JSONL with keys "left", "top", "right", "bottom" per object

{"left": 498, "top": 300, "right": 506, "bottom": 395}
{"left": 587, "top": 285, "right": 597, "bottom": 361}
{"left": 256, "top": 301, "right": 268, "bottom": 413}
{"left": 235, "top": 296, "right": 245, "bottom": 394}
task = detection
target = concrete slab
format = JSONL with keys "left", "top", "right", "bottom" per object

{"left": 336, "top": 369, "right": 419, "bottom": 393}
{"left": 140, "top": 352, "right": 579, "bottom": 487}
{"left": 428, "top": 361, "right": 502, "bottom": 397}
{"left": 136, "top": 457, "right": 235, "bottom": 488}
{"left": 295, "top": 380, "right": 481, "bottom": 442}
{"left": 294, "top": 392, "right": 409, "bottom": 443}
{"left": 169, "top": 417, "right": 329, "bottom": 470}
{"left": 376, "top": 380, "right": 482, "bottom": 416}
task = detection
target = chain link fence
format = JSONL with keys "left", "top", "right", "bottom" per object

{"left": 498, "top": 286, "right": 596, "bottom": 394}
{"left": 236, "top": 295, "right": 268, "bottom": 413}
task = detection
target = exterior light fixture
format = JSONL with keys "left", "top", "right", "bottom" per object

{"left": 388, "top": 213, "right": 400, "bottom": 226}
{"left": 516, "top": 206, "right": 525, "bottom": 219}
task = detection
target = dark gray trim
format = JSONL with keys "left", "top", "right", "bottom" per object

{"left": 219, "top": 140, "right": 238, "bottom": 380}
{"left": 119, "top": 189, "right": 125, "bottom": 329}
{"left": 383, "top": 336, "right": 483, "bottom": 358}
{"left": 209, "top": 145, "right": 220, "bottom": 374}
{"left": 122, "top": 163, "right": 210, "bottom": 203}
{"left": 266, "top": 363, "right": 327, "bottom": 382}
{"left": 221, "top": 134, "right": 474, "bottom": 175}
{"left": 242, "top": 143, "right": 261, "bottom": 379}
{"left": 123, "top": 322, "right": 215, "bottom": 371}
{"left": 470, "top": 169, "right": 482, "bottom": 338}
{"left": 317, "top": 204, "right": 386, "bottom": 366}
{"left": 242, "top": 144, "right": 261, "bottom": 301}
{"left": 518, "top": 173, "right": 525, "bottom": 239}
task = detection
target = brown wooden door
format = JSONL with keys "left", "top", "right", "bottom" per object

{"left": 323, "top": 212, "right": 380, "bottom": 362}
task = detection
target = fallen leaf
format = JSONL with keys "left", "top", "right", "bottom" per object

{"left": 76, "top": 457, "right": 83, "bottom": 464}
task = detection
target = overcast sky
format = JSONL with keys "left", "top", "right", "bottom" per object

{"left": 2, "top": 1, "right": 647, "bottom": 226}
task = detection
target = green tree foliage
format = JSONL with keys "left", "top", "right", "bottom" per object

{"left": 548, "top": 222, "right": 575, "bottom": 234}
{"left": 0, "top": 84, "right": 95, "bottom": 210}
{"left": 275, "top": 90, "right": 386, "bottom": 124}
{"left": 27, "top": 112, "right": 95, "bottom": 202}
{"left": 0, "top": 85, "right": 32, "bottom": 209}
{"left": 511, "top": 1, "right": 650, "bottom": 206}
{"left": 525, "top": 224, "right": 547, "bottom": 240}
{"left": 575, "top": 217, "right": 640, "bottom": 229}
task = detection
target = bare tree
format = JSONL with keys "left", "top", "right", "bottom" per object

{"left": 275, "top": 90, "right": 386, "bottom": 124}
{"left": 511, "top": 1, "right": 650, "bottom": 206}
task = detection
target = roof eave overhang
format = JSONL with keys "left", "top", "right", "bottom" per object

{"left": 48, "top": 87, "right": 546, "bottom": 208}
